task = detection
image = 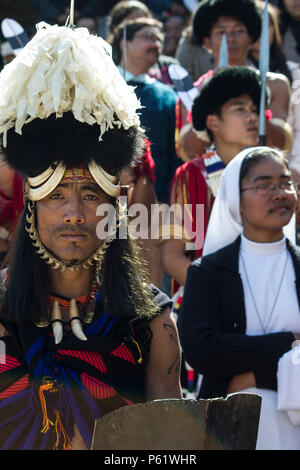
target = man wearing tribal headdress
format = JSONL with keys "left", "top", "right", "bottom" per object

{"left": 0, "top": 20, "right": 182, "bottom": 450}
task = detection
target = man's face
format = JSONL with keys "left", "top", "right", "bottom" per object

{"left": 207, "top": 94, "right": 259, "bottom": 148}
{"left": 126, "top": 26, "right": 163, "bottom": 68}
{"left": 203, "top": 16, "right": 253, "bottom": 66}
{"left": 164, "top": 16, "right": 185, "bottom": 56}
{"left": 36, "top": 182, "right": 112, "bottom": 265}
{"left": 284, "top": 0, "right": 300, "bottom": 20}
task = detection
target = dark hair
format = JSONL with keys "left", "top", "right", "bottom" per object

{"left": 111, "top": 17, "right": 163, "bottom": 64}
{"left": 107, "top": 0, "right": 152, "bottom": 36}
{"left": 278, "top": 0, "right": 293, "bottom": 35}
{"left": 0, "top": 200, "right": 158, "bottom": 324}
{"left": 278, "top": 0, "right": 300, "bottom": 55}
{"left": 248, "top": 1, "right": 292, "bottom": 83}
{"left": 0, "top": 206, "right": 49, "bottom": 324}
{"left": 239, "top": 147, "right": 290, "bottom": 190}
{"left": 192, "top": 66, "right": 268, "bottom": 133}
{"left": 192, "top": 0, "right": 262, "bottom": 46}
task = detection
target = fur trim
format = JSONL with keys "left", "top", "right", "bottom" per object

{"left": 193, "top": 0, "right": 262, "bottom": 45}
{"left": 192, "top": 66, "right": 270, "bottom": 131}
{"left": 4, "top": 112, "right": 145, "bottom": 177}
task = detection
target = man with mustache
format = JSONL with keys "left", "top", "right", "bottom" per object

{"left": 0, "top": 21, "right": 182, "bottom": 450}
{"left": 111, "top": 17, "right": 181, "bottom": 204}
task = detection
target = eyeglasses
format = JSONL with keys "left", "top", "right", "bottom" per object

{"left": 133, "top": 32, "right": 163, "bottom": 43}
{"left": 240, "top": 181, "right": 298, "bottom": 196}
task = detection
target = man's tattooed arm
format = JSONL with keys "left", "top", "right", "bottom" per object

{"left": 163, "top": 322, "right": 180, "bottom": 374}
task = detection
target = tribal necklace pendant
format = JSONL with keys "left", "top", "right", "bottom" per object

{"left": 35, "top": 281, "right": 98, "bottom": 343}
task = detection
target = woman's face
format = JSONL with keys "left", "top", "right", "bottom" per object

{"left": 240, "top": 156, "right": 297, "bottom": 242}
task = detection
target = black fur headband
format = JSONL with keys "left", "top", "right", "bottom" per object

{"left": 4, "top": 112, "right": 145, "bottom": 178}
{"left": 192, "top": 66, "right": 270, "bottom": 131}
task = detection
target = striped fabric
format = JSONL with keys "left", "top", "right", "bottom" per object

{"left": 56, "top": 349, "right": 108, "bottom": 373}
{"left": 0, "top": 374, "right": 30, "bottom": 400}
{"left": 80, "top": 372, "right": 117, "bottom": 400}
{"left": 0, "top": 354, "right": 21, "bottom": 372}
{"left": 110, "top": 344, "right": 135, "bottom": 364}
{"left": 0, "top": 308, "right": 151, "bottom": 450}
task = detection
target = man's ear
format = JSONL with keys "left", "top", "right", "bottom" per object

{"left": 206, "top": 114, "right": 219, "bottom": 134}
{"left": 203, "top": 36, "right": 212, "bottom": 52}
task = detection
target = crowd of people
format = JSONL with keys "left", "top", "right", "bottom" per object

{"left": 0, "top": 0, "right": 300, "bottom": 451}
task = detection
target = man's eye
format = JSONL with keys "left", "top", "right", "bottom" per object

{"left": 49, "top": 193, "right": 63, "bottom": 200}
{"left": 84, "top": 194, "right": 98, "bottom": 200}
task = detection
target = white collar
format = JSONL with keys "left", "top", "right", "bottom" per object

{"left": 117, "top": 66, "right": 155, "bottom": 84}
{"left": 241, "top": 234, "right": 286, "bottom": 256}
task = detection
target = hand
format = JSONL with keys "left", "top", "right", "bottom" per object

{"left": 178, "top": 125, "right": 209, "bottom": 161}
{"left": 227, "top": 371, "right": 256, "bottom": 394}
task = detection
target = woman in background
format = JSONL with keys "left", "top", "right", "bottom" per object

{"left": 179, "top": 146, "right": 300, "bottom": 449}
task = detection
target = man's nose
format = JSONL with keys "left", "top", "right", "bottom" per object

{"left": 246, "top": 110, "right": 258, "bottom": 122}
{"left": 225, "top": 31, "right": 236, "bottom": 41}
{"left": 63, "top": 198, "right": 85, "bottom": 224}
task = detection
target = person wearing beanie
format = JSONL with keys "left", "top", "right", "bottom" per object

{"left": 0, "top": 18, "right": 182, "bottom": 450}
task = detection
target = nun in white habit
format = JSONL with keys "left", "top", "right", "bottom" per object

{"left": 179, "top": 146, "right": 300, "bottom": 450}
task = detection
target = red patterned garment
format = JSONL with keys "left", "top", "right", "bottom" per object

{"left": 0, "top": 284, "right": 171, "bottom": 450}
{"left": 0, "top": 172, "right": 24, "bottom": 232}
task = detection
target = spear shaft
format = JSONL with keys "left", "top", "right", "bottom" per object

{"left": 258, "top": 0, "right": 269, "bottom": 146}
{"left": 70, "top": 0, "right": 75, "bottom": 27}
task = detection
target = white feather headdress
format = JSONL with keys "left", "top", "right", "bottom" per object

{"left": 0, "top": 22, "right": 142, "bottom": 146}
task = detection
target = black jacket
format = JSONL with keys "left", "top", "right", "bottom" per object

{"left": 179, "top": 236, "right": 300, "bottom": 399}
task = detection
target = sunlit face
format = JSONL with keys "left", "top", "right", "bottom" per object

{"left": 36, "top": 182, "right": 112, "bottom": 265}
{"left": 284, "top": 0, "right": 300, "bottom": 20}
{"left": 240, "top": 157, "right": 297, "bottom": 240}
{"left": 204, "top": 16, "right": 252, "bottom": 66}
{"left": 207, "top": 94, "right": 259, "bottom": 148}
{"left": 126, "top": 26, "right": 163, "bottom": 67}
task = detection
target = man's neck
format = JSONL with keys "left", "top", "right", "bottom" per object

{"left": 49, "top": 267, "right": 94, "bottom": 299}
{"left": 214, "top": 141, "right": 244, "bottom": 166}
{"left": 119, "top": 58, "right": 149, "bottom": 77}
